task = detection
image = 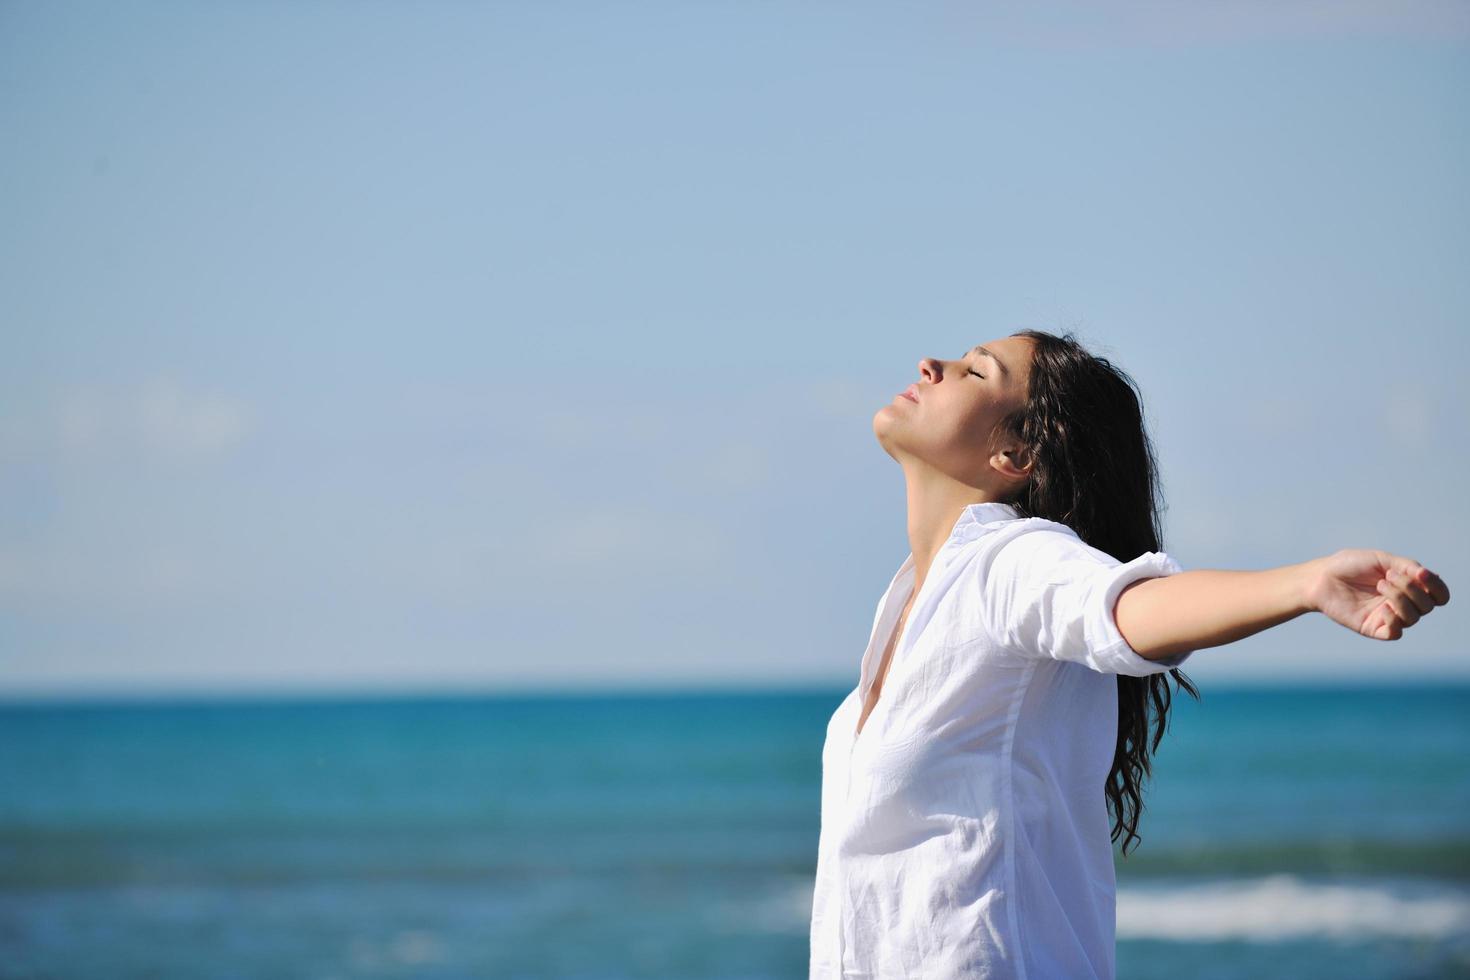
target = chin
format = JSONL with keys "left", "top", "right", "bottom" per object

{"left": 872, "top": 416, "right": 902, "bottom": 458}
{"left": 872, "top": 407, "right": 894, "bottom": 440}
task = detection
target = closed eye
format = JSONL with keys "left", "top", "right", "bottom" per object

{"left": 968, "top": 369, "right": 985, "bottom": 379}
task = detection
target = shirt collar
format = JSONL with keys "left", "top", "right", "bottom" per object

{"left": 892, "top": 500, "right": 1025, "bottom": 580}
{"left": 950, "top": 500, "right": 1024, "bottom": 541}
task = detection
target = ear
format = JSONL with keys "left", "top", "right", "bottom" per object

{"left": 992, "top": 446, "right": 1034, "bottom": 482}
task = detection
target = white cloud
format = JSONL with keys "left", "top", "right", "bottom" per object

{"left": 0, "top": 542, "right": 216, "bottom": 611}
{"left": 1378, "top": 385, "right": 1438, "bottom": 455}
{"left": 132, "top": 380, "right": 253, "bottom": 454}
{"left": 3, "top": 378, "right": 255, "bottom": 461}
{"left": 699, "top": 440, "right": 774, "bottom": 490}
{"left": 805, "top": 377, "right": 876, "bottom": 421}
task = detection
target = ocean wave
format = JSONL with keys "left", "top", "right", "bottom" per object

{"left": 750, "top": 872, "right": 1470, "bottom": 945}
{"left": 1117, "top": 873, "right": 1470, "bottom": 942}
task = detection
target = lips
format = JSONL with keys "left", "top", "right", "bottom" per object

{"left": 899, "top": 384, "right": 919, "bottom": 403}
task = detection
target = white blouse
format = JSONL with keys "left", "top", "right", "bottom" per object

{"left": 809, "top": 501, "right": 1195, "bottom": 980}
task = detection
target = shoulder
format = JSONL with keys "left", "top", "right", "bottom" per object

{"left": 973, "top": 517, "right": 1085, "bottom": 558}
{"left": 969, "top": 519, "right": 1117, "bottom": 584}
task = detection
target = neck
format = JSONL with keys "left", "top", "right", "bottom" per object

{"left": 902, "top": 467, "right": 1006, "bottom": 596}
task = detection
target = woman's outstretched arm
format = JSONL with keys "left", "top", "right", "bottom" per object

{"left": 1112, "top": 550, "right": 1452, "bottom": 661}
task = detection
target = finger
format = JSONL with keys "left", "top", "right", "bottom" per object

{"left": 1373, "top": 604, "right": 1402, "bottom": 640}
{"left": 1388, "top": 583, "right": 1421, "bottom": 626}
{"left": 1411, "top": 566, "right": 1451, "bottom": 605}
{"left": 1376, "top": 578, "right": 1421, "bottom": 627}
{"left": 1391, "top": 569, "right": 1436, "bottom": 614}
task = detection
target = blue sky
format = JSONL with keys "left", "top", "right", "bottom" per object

{"left": 2, "top": 1, "right": 1466, "bottom": 696}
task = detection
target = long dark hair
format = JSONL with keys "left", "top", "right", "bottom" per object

{"left": 996, "top": 329, "right": 1200, "bottom": 857}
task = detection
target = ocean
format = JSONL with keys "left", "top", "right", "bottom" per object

{"left": 2, "top": 683, "right": 1468, "bottom": 979}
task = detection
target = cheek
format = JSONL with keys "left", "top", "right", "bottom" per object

{"left": 950, "top": 404, "right": 1005, "bottom": 451}
{"left": 948, "top": 398, "right": 992, "bottom": 431}
{"left": 923, "top": 410, "right": 989, "bottom": 457}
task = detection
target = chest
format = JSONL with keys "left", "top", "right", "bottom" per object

{"left": 855, "top": 599, "right": 912, "bottom": 737}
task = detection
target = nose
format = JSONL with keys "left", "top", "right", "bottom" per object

{"left": 918, "top": 357, "right": 941, "bottom": 383}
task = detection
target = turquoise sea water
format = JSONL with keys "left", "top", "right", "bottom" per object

{"left": 2, "top": 684, "right": 1468, "bottom": 979}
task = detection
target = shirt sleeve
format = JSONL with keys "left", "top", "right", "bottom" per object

{"left": 979, "top": 524, "right": 1196, "bottom": 676}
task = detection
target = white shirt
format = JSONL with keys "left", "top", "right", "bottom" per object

{"left": 809, "top": 501, "right": 1195, "bottom": 979}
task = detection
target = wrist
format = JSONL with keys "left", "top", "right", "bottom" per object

{"left": 1296, "top": 555, "right": 1329, "bottom": 615}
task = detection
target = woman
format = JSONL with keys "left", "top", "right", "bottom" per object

{"left": 807, "top": 329, "right": 1451, "bottom": 979}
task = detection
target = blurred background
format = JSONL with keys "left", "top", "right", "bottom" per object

{"left": 2, "top": 1, "right": 1467, "bottom": 977}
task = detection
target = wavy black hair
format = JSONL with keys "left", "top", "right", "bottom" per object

{"left": 994, "top": 328, "right": 1200, "bottom": 857}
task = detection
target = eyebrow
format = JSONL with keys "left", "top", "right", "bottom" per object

{"left": 969, "top": 345, "right": 1010, "bottom": 378}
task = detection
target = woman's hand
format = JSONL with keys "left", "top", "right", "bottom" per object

{"left": 1304, "top": 549, "right": 1451, "bottom": 640}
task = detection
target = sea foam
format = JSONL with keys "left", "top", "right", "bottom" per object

{"left": 1117, "top": 873, "right": 1470, "bottom": 942}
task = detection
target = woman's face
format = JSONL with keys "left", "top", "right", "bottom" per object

{"left": 873, "top": 334, "right": 1036, "bottom": 493}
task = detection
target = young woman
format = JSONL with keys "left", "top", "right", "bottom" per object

{"left": 807, "top": 330, "right": 1451, "bottom": 979}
